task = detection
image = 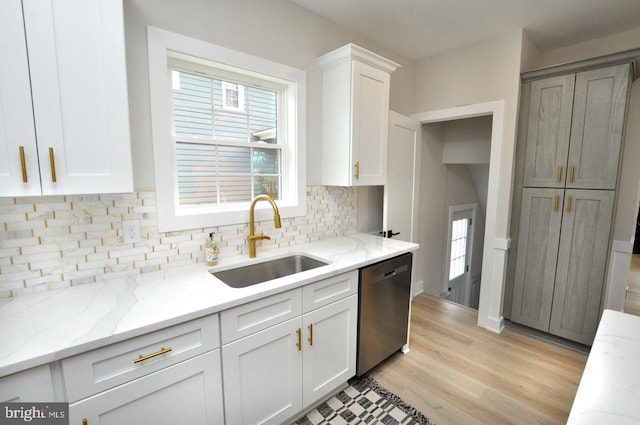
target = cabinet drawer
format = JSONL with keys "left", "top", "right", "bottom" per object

{"left": 221, "top": 288, "right": 302, "bottom": 344}
{"left": 62, "top": 314, "right": 219, "bottom": 402}
{"left": 302, "top": 271, "right": 358, "bottom": 312}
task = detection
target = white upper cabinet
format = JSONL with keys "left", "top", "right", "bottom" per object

{"left": 0, "top": 0, "right": 133, "bottom": 197}
{"left": 317, "top": 44, "right": 398, "bottom": 186}
{"left": 0, "top": 0, "right": 40, "bottom": 196}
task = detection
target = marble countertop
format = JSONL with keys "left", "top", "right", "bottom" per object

{"left": 567, "top": 309, "right": 640, "bottom": 424}
{"left": 0, "top": 233, "right": 417, "bottom": 377}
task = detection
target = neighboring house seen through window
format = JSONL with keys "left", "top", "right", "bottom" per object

{"left": 170, "top": 68, "right": 281, "bottom": 206}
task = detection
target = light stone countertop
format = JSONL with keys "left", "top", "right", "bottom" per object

{"left": 567, "top": 309, "right": 640, "bottom": 424}
{"left": 0, "top": 233, "right": 418, "bottom": 377}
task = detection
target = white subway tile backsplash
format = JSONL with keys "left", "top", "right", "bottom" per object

{"left": 0, "top": 186, "right": 357, "bottom": 298}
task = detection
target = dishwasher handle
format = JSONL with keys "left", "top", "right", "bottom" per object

{"left": 367, "top": 264, "right": 409, "bottom": 284}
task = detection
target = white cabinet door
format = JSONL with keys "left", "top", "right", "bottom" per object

{"left": 69, "top": 350, "right": 224, "bottom": 425}
{"left": 302, "top": 294, "right": 357, "bottom": 406}
{"left": 21, "top": 0, "right": 132, "bottom": 195}
{"left": 318, "top": 44, "right": 397, "bottom": 186}
{"left": 222, "top": 318, "right": 303, "bottom": 425}
{"left": 350, "top": 61, "right": 390, "bottom": 186}
{"left": 0, "top": 365, "right": 56, "bottom": 402}
{"left": 0, "top": 0, "right": 41, "bottom": 197}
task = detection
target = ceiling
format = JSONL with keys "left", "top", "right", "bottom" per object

{"left": 291, "top": 0, "right": 640, "bottom": 61}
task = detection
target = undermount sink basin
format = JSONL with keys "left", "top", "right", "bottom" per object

{"left": 211, "top": 255, "right": 329, "bottom": 288}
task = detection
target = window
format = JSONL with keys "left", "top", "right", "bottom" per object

{"left": 170, "top": 67, "right": 281, "bottom": 205}
{"left": 449, "top": 217, "right": 469, "bottom": 280}
{"left": 147, "top": 27, "right": 306, "bottom": 231}
{"left": 221, "top": 81, "right": 245, "bottom": 112}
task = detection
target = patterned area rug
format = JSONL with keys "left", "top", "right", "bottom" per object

{"left": 291, "top": 374, "right": 434, "bottom": 425}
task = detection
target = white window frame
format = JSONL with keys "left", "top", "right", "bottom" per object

{"left": 147, "top": 26, "right": 306, "bottom": 232}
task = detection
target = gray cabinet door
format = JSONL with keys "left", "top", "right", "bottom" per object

{"left": 510, "top": 188, "right": 564, "bottom": 331}
{"left": 549, "top": 190, "right": 614, "bottom": 345}
{"left": 523, "top": 74, "right": 575, "bottom": 188}
{"left": 567, "top": 64, "right": 630, "bottom": 189}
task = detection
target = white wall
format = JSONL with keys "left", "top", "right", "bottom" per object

{"left": 442, "top": 116, "right": 492, "bottom": 164}
{"left": 123, "top": 0, "right": 414, "bottom": 189}
{"left": 412, "top": 32, "right": 523, "bottom": 331}
{"left": 530, "top": 27, "right": 640, "bottom": 71}
{"left": 417, "top": 122, "right": 447, "bottom": 296}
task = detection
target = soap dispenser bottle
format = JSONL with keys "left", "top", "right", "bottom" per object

{"left": 205, "top": 232, "right": 219, "bottom": 266}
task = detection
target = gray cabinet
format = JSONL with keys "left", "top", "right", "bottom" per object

{"left": 567, "top": 66, "right": 630, "bottom": 190}
{"left": 511, "top": 189, "right": 614, "bottom": 344}
{"left": 550, "top": 190, "right": 614, "bottom": 344}
{"left": 511, "top": 188, "right": 563, "bottom": 331}
{"left": 523, "top": 64, "right": 630, "bottom": 190}
{"left": 523, "top": 75, "right": 575, "bottom": 188}
{"left": 511, "top": 62, "right": 630, "bottom": 345}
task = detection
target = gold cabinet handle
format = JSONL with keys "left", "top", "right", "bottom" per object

{"left": 83, "top": 419, "right": 88, "bottom": 425}
{"left": 354, "top": 161, "right": 360, "bottom": 180}
{"left": 570, "top": 165, "right": 575, "bottom": 183}
{"left": 567, "top": 195, "right": 572, "bottom": 213}
{"left": 134, "top": 347, "right": 172, "bottom": 364}
{"left": 557, "top": 165, "right": 562, "bottom": 182}
{"left": 19, "top": 146, "right": 28, "bottom": 183}
{"left": 296, "top": 328, "right": 302, "bottom": 351}
{"left": 307, "top": 323, "right": 313, "bottom": 346}
{"left": 49, "top": 147, "right": 57, "bottom": 183}
{"left": 554, "top": 194, "right": 559, "bottom": 211}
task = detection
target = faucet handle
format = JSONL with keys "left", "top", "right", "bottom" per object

{"left": 248, "top": 233, "right": 270, "bottom": 242}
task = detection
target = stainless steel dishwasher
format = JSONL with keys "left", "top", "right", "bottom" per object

{"left": 357, "top": 252, "right": 413, "bottom": 375}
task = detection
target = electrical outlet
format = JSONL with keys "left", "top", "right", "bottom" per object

{"left": 122, "top": 220, "right": 141, "bottom": 244}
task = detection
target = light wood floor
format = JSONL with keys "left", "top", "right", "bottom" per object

{"left": 369, "top": 294, "right": 587, "bottom": 425}
{"left": 624, "top": 254, "right": 640, "bottom": 316}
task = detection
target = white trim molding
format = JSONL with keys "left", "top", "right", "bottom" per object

{"left": 604, "top": 240, "right": 634, "bottom": 312}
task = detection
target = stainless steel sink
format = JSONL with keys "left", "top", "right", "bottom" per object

{"left": 211, "top": 255, "right": 329, "bottom": 288}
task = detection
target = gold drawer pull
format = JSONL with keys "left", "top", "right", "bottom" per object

{"left": 554, "top": 194, "right": 559, "bottom": 211}
{"left": 557, "top": 165, "right": 562, "bottom": 182}
{"left": 567, "top": 195, "right": 572, "bottom": 213}
{"left": 134, "top": 346, "right": 172, "bottom": 364}
{"left": 570, "top": 165, "right": 575, "bottom": 183}
{"left": 49, "top": 147, "right": 57, "bottom": 183}
{"left": 83, "top": 419, "right": 88, "bottom": 425}
{"left": 19, "top": 146, "right": 28, "bottom": 183}
{"left": 308, "top": 323, "right": 313, "bottom": 346}
{"left": 354, "top": 161, "right": 360, "bottom": 180}
{"left": 296, "top": 328, "right": 302, "bottom": 351}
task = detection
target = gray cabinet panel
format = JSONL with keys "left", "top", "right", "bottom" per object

{"left": 510, "top": 188, "right": 563, "bottom": 331}
{"left": 549, "top": 190, "right": 614, "bottom": 345}
{"left": 567, "top": 65, "right": 630, "bottom": 189}
{"left": 523, "top": 74, "right": 575, "bottom": 188}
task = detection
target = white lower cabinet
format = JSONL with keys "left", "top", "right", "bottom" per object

{"left": 222, "top": 271, "right": 358, "bottom": 425}
{"left": 222, "top": 318, "right": 304, "bottom": 425}
{"left": 302, "top": 295, "right": 357, "bottom": 404}
{"left": 69, "top": 350, "right": 224, "bottom": 425}
{"left": 0, "top": 364, "right": 56, "bottom": 402}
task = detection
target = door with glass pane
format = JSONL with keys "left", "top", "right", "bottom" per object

{"left": 446, "top": 206, "right": 474, "bottom": 306}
